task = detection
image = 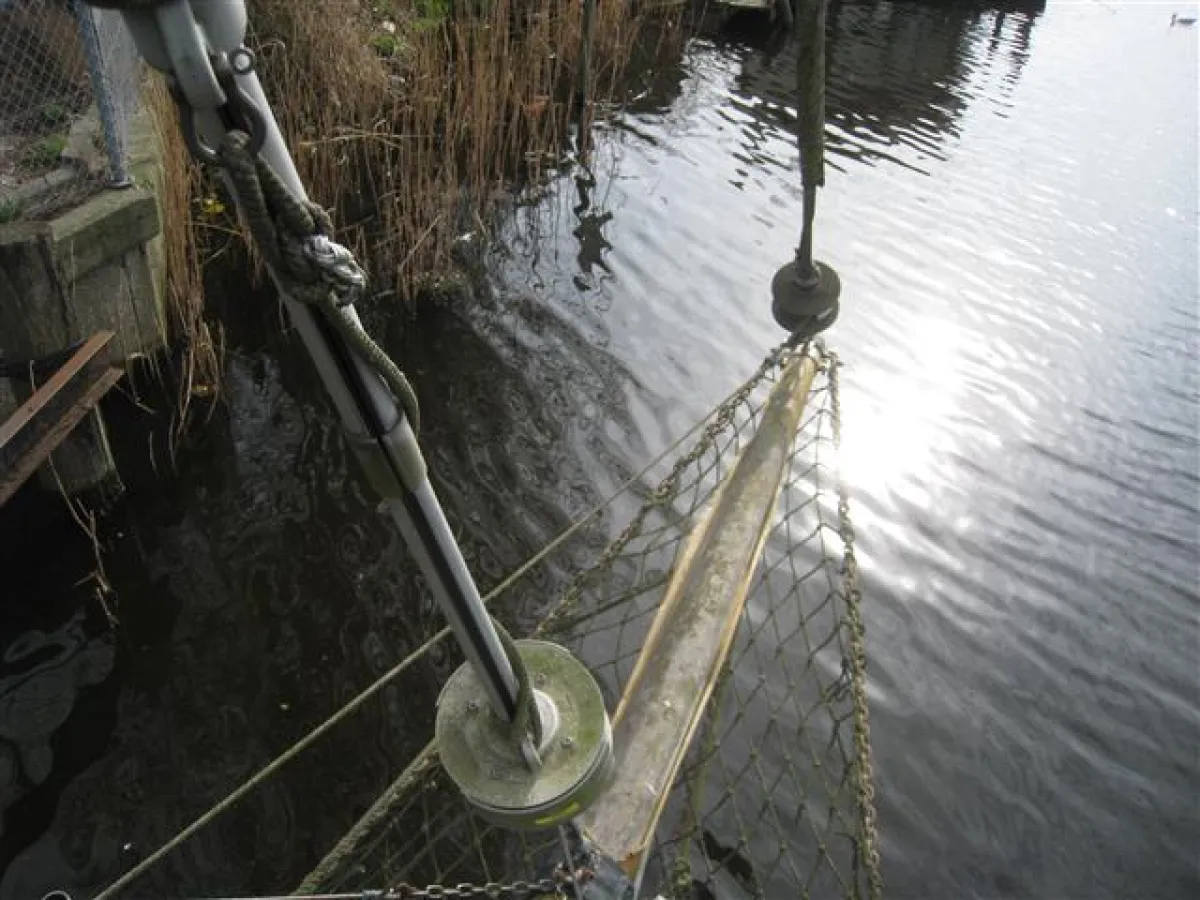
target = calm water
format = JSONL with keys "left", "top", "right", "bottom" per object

{"left": 2, "top": 1, "right": 1197, "bottom": 898}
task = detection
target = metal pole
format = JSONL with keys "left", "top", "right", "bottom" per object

{"left": 116, "top": 2, "right": 521, "bottom": 723}
{"left": 770, "top": 0, "right": 840, "bottom": 333}
{"left": 796, "top": 186, "right": 818, "bottom": 283}
{"left": 74, "top": 1, "right": 132, "bottom": 187}
{"left": 221, "top": 74, "right": 522, "bottom": 723}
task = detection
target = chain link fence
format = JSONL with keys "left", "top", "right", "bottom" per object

{"left": 0, "top": 0, "right": 142, "bottom": 222}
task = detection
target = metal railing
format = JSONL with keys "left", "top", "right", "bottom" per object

{"left": 0, "top": 0, "right": 141, "bottom": 221}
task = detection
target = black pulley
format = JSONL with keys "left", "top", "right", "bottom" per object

{"left": 771, "top": 259, "right": 840, "bottom": 336}
{"left": 773, "top": 0, "right": 840, "bottom": 340}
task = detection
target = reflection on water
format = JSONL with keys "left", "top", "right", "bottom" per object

{"left": 3, "top": 2, "right": 1198, "bottom": 898}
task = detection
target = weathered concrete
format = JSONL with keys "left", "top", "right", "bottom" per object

{"left": 0, "top": 100, "right": 167, "bottom": 500}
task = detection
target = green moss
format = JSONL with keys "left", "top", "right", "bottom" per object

{"left": 418, "top": 0, "right": 451, "bottom": 18}
{"left": 20, "top": 134, "right": 67, "bottom": 171}
{"left": 0, "top": 198, "right": 24, "bottom": 224}
{"left": 370, "top": 32, "right": 399, "bottom": 56}
{"left": 39, "top": 102, "right": 70, "bottom": 129}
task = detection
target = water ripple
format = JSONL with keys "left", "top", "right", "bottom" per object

{"left": 5, "top": 3, "right": 1199, "bottom": 899}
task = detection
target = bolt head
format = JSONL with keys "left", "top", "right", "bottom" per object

{"left": 230, "top": 47, "right": 256, "bottom": 74}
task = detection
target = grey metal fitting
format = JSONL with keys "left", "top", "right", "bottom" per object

{"left": 116, "top": 0, "right": 248, "bottom": 109}
{"left": 343, "top": 415, "right": 427, "bottom": 498}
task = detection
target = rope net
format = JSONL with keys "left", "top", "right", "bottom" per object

{"left": 299, "top": 342, "right": 881, "bottom": 900}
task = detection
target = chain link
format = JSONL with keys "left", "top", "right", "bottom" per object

{"left": 828, "top": 349, "right": 884, "bottom": 900}
{"left": 390, "top": 875, "right": 570, "bottom": 899}
{"left": 537, "top": 337, "right": 811, "bottom": 637}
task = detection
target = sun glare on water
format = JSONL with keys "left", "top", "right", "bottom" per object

{"left": 838, "top": 316, "right": 968, "bottom": 507}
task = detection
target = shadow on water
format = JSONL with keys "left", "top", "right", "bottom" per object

{"left": 721, "top": 0, "right": 1040, "bottom": 177}
{"left": 0, "top": 550, "right": 118, "bottom": 886}
{"left": 0, "top": 246, "right": 638, "bottom": 896}
{"left": 3, "top": 1, "right": 1198, "bottom": 898}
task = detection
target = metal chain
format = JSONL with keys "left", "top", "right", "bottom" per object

{"left": 827, "top": 349, "right": 884, "bottom": 900}
{"left": 81, "top": 1, "right": 171, "bottom": 9}
{"left": 537, "top": 335, "right": 811, "bottom": 637}
{"left": 388, "top": 876, "right": 570, "bottom": 899}
{"left": 43, "top": 879, "right": 573, "bottom": 900}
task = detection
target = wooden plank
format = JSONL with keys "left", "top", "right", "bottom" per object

{"left": 0, "top": 333, "right": 121, "bottom": 506}
{"left": 0, "top": 332, "right": 114, "bottom": 450}
{"left": 580, "top": 354, "right": 818, "bottom": 883}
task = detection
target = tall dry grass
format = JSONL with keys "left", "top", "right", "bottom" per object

{"left": 243, "top": 0, "right": 685, "bottom": 302}
{"left": 147, "top": 77, "right": 222, "bottom": 449}
{"left": 148, "top": 1, "right": 685, "bottom": 437}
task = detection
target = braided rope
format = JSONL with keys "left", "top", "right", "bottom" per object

{"left": 217, "top": 130, "right": 422, "bottom": 432}
{"left": 493, "top": 619, "right": 545, "bottom": 749}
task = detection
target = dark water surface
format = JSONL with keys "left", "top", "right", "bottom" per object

{"left": 3, "top": 2, "right": 1198, "bottom": 898}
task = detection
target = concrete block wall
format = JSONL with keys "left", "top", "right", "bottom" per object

{"left": 0, "top": 102, "right": 168, "bottom": 500}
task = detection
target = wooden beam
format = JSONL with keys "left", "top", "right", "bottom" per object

{"left": 579, "top": 354, "right": 818, "bottom": 883}
{"left": 0, "top": 332, "right": 121, "bottom": 507}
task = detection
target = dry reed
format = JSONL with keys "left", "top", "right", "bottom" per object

{"left": 149, "top": 0, "right": 686, "bottom": 436}
{"left": 243, "top": 0, "right": 684, "bottom": 302}
{"left": 147, "top": 77, "right": 222, "bottom": 451}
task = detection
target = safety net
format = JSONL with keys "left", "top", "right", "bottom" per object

{"left": 296, "top": 341, "right": 881, "bottom": 900}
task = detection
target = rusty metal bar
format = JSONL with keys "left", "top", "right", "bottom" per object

{"left": 0, "top": 332, "right": 121, "bottom": 506}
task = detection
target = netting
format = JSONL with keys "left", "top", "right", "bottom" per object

{"left": 298, "top": 342, "right": 881, "bottom": 900}
{"left": 0, "top": 0, "right": 141, "bottom": 221}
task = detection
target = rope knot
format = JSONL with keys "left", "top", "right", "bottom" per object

{"left": 303, "top": 235, "right": 367, "bottom": 307}
{"left": 209, "top": 119, "right": 418, "bottom": 429}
